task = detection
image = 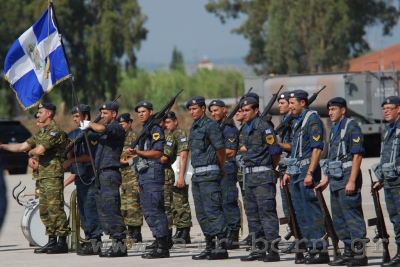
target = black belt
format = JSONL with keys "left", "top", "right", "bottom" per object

{"left": 99, "top": 167, "right": 120, "bottom": 173}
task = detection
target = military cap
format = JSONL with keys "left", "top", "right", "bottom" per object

{"left": 99, "top": 101, "right": 119, "bottom": 111}
{"left": 277, "top": 91, "right": 291, "bottom": 102}
{"left": 241, "top": 92, "right": 260, "bottom": 103}
{"left": 71, "top": 104, "right": 91, "bottom": 114}
{"left": 240, "top": 97, "right": 258, "bottom": 108}
{"left": 117, "top": 113, "right": 133, "bottom": 123}
{"left": 208, "top": 99, "right": 226, "bottom": 111}
{"left": 38, "top": 102, "right": 56, "bottom": 111}
{"left": 327, "top": 97, "right": 347, "bottom": 109}
{"left": 382, "top": 96, "right": 400, "bottom": 107}
{"left": 289, "top": 89, "right": 308, "bottom": 99}
{"left": 134, "top": 100, "right": 153, "bottom": 112}
{"left": 186, "top": 96, "right": 205, "bottom": 109}
{"left": 166, "top": 111, "right": 177, "bottom": 120}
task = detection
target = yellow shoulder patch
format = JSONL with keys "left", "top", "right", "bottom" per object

{"left": 90, "top": 140, "right": 98, "bottom": 145}
{"left": 152, "top": 133, "right": 160, "bottom": 141}
{"left": 312, "top": 135, "right": 321, "bottom": 141}
{"left": 228, "top": 138, "right": 235, "bottom": 143}
{"left": 266, "top": 135, "right": 275, "bottom": 145}
{"left": 352, "top": 136, "right": 360, "bottom": 143}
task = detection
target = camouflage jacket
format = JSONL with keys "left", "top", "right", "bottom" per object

{"left": 121, "top": 130, "right": 137, "bottom": 171}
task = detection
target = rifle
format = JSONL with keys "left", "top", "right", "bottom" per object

{"left": 368, "top": 169, "right": 390, "bottom": 264}
{"left": 275, "top": 85, "right": 326, "bottom": 135}
{"left": 61, "top": 95, "right": 121, "bottom": 158}
{"left": 279, "top": 184, "right": 305, "bottom": 262}
{"left": 219, "top": 87, "right": 252, "bottom": 129}
{"left": 314, "top": 185, "right": 341, "bottom": 261}
{"left": 260, "top": 85, "right": 283, "bottom": 121}
{"left": 130, "top": 89, "right": 183, "bottom": 149}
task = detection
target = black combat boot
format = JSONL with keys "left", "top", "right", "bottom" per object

{"left": 145, "top": 239, "right": 158, "bottom": 249}
{"left": 131, "top": 226, "right": 142, "bottom": 243}
{"left": 263, "top": 241, "right": 280, "bottom": 262}
{"left": 328, "top": 243, "right": 354, "bottom": 266}
{"left": 46, "top": 236, "right": 68, "bottom": 254}
{"left": 206, "top": 234, "right": 229, "bottom": 260}
{"left": 226, "top": 229, "right": 239, "bottom": 250}
{"left": 382, "top": 244, "right": 400, "bottom": 266}
{"left": 295, "top": 246, "right": 311, "bottom": 264}
{"left": 34, "top": 236, "right": 57, "bottom": 254}
{"left": 242, "top": 234, "right": 253, "bottom": 246}
{"left": 141, "top": 236, "right": 170, "bottom": 259}
{"left": 240, "top": 240, "right": 266, "bottom": 261}
{"left": 168, "top": 229, "right": 173, "bottom": 249}
{"left": 179, "top": 227, "right": 191, "bottom": 244}
{"left": 99, "top": 239, "right": 127, "bottom": 257}
{"left": 192, "top": 235, "right": 215, "bottom": 260}
{"left": 304, "top": 249, "right": 330, "bottom": 264}
{"left": 172, "top": 228, "right": 183, "bottom": 240}
{"left": 281, "top": 241, "right": 296, "bottom": 253}
{"left": 347, "top": 241, "right": 368, "bottom": 266}
{"left": 77, "top": 237, "right": 102, "bottom": 256}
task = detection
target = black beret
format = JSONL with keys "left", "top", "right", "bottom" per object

{"left": 208, "top": 99, "right": 226, "bottom": 111}
{"left": 186, "top": 96, "right": 205, "bottom": 109}
{"left": 289, "top": 90, "right": 308, "bottom": 99}
{"left": 38, "top": 102, "right": 56, "bottom": 111}
{"left": 382, "top": 96, "right": 400, "bottom": 107}
{"left": 99, "top": 101, "right": 119, "bottom": 111}
{"left": 240, "top": 97, "right": 258, "bottom": 108}
{"left": 241, "top": 92, "right": 260, "bottom": 103}
{"left": 277, "top": 91, "right": 291, "bottom": 102}
{"left": 117, "top": 113, "right": 133, "bottom": 123}
{"left": 327, "top": 97, "right": 347, "bottom": 109}
{"left": 134, "top": 100, "right": 153, "bottom": 112}
{"left": 71, "top": 104, "right": 91, "bottom": 114}
{"left": 166, "top": 111, "right": 177, "bottom": 120}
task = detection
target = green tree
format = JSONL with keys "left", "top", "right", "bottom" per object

{"left": 206, "top": 0, "right": 400, "bottom": 74}
{"left": 169, "top": 46, "right": 185, "bottom": 73}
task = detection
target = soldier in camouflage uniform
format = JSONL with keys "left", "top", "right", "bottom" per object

{"left": 315, "top": 97, "right": 367, "bottom": 266}
{"left": 117, "top": 113, "right": 143, "bottom": 243}
{"left": 1, "top": 103, "right": 69, "bottom": 254}
{"left": 208, "top": 99, "right": 241, "bottom": 250}
{"left": 281, "top": 90, "right": 328, "bottom": 264}
{"left": 372, "top": 96, "right": 400, "bottom": 267}
{"left": 163, "top": 111, "right": 192, "bottom": 244}
{"left": 31, "top": 118, "right": 44, "bottom": 199}
{"left": 79, "top": 101, "right": 127, "bottom": 257}
{"left": 238, "top": 97, "right": 282, "bottom": 262}
{"left": 186, "top": 96, "right": 229, "bottom": 261}
{"left": 62, "top": 104, "right": 102, "bottom": 255}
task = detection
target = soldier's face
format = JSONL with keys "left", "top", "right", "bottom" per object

{"left": 382, "top": 104, "right": 400, "bottom": 123}
{"left": 72, "top": 113, "right": 81, "bottom": 127}
{"left": 119, "top": 121, "right": 131, "bottom": 132}
{"left": 101, "top": 110, "right": 116, "bottom": 123}
{"left": 289, "top": 98, "right": 305, "bottom": 116}
{"left": 328, "top": 106, "right": 345, "bottom": 123}
{"left": 36, "top": 108, "right": 51, "bottom": 123}
{"left": 242, "top": 105, "right": 258, "bottom": 122}
{"left": 189, "top": 105, "right": 205, "bottom": 120}
{"left": 278, "top": 99, "right": 290, "bottom": 115}
{"left": 137, "top": 107, "right": 152, "bottom": 123}
{"left": 165, "top": 118, "right": 178, "bottom": 131}
{"left": 210, "top": 106, "right": 225, "bottom": 122}
{"left": 235, "top": 108, "right": 244, "bottom": 122}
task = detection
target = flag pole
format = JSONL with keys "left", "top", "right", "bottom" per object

{"left": 49, "top": 0, "right": 100, "bottom": 188}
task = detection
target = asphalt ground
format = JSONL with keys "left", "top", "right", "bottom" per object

{"left": 0, "top": 157, "right": 395, "bottom": 266}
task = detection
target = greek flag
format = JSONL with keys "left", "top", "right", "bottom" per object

{"left": 4, "top": 8, "right": 70, "bottom": 110}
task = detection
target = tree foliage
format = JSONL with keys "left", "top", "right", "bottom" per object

{"left": 169, "top": 46, "right": 185, "bottom": 73}
{"left": 205, "top": 0, "right": 400, "bottom": 74}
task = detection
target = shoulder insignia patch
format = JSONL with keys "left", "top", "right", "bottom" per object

{"left": 228, "top": 138, "right": 235, "bottom": 143}
{"left": 312, "top": 135, "right": 321, "bottom": 141}
{"left": 152, "top": 133, "right": 160, "bottom": 141}
{"left": 180, "top": 137, "right": 187, "bottom": 142}
{"left": 266, "top": 135, "right": 275, "bottom": 145}
{"left": 166, "top": 141, "right": 172, "bottom": 146}
{"left": 91, "top": 140, "right": 98, "bottom": 145}
{"left": 265, "top": 129, "right": 272, "bottom": 134}
{"left": 352, "top": 136, "right": 360, "bottom": 143}
{"left": 312, "top": 126, "right": 319, "bottom": 133}
{"left": 50, "top": 132, "right": 56, "bottom": 136}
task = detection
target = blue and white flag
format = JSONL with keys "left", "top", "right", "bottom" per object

{"left": 4, "top": 8, "right": 70, "bottom": 110}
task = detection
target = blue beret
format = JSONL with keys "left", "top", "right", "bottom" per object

{"left": 99, "top": 101, "right": 119, "bottom": 111}
{"left": 186, "top": 96, "right": 205, "bottom": 109}
{"left": 117, "top": 113, "right": 132, "bottom": 123}
{"left": 277, "top": 91, "right": 291, "bottom": 102}
{"left": 166, "top": 111, "right": 177, "bottom": 120}
{"left": 134, "top": 101, "right": 153, "bottom": 112}
{"left": 241, "top": 92, "right": 260, "bottom": 103}
{"left": 208, "top": 99, "right": 226, "bottom": 111}
{"left": 289, "top": 90, "right": 308, "bottom": 99}
{"left": 327, "top": 97, "right": 347, "bottom": 109}
{"left": 382, "top": 96, "right": 400, "bottom": 107}
{"left": 38, "top": 102, "right": 56, "bottom": 111}
{"left": 240, "top": 97, "right": 258, "bottom": 108}
{"left": 71, "top": 104, "right": 91, "bottom": 114}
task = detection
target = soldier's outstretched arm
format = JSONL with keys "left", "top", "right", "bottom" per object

{"left": 28, "top": 144, "right": 46, "bottom": 157}
{"left": 0, "top": 142, "right": 31, "bottom": 153}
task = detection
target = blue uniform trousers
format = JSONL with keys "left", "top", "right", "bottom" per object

{"left": 221, "top": 173, "right": 240, "bottom": 231}
{"left": 384, "top": 186, "right": 400, "bottom": 244}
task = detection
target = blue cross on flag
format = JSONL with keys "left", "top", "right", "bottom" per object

{"left": 4, "top": 7, "right": 70, "bottom": 110}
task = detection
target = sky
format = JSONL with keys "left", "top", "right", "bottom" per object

{"left": 136, "top": 0, "right": 400, "bottom": 68}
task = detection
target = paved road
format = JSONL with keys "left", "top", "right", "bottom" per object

{"left": 0, "top": 157, "right": 394, "bottom": 266}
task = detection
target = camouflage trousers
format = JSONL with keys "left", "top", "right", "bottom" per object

{"left": 244, "top": 182, "right": 279, "bottom": 241}
{"left": 192, "top": 181, "right": 227, "bottom": 236}
{"left": 331, "top": 188, "right": 366, "bottom": 245}
{"left": 164, "top": 168, "right": 174, "bottom": 229}
{"left": 221, "top": 173, "right": 240, "bottom": 231}
{"left": 95, "top": 170, "right": 126, "bottom": 239}
{"left": 384, "top": 186, "right": 400, "bottom": 244}
{"left": 120, "top": 168, "right": 143, "bottom": 227}
{"left": 76, "top": 182, "right": 102, "bottom": 239}
{"left": 38, "top": 177, "right": 69, "bottom": 236}
{"left": 172, "top": 185, "right": 192, "bottom": 228}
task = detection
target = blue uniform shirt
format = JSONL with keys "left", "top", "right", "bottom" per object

{"left": 380, "top": 118, "right": 400, "bottom": 187}
{"left": 221, "top": 122, "right": 239, "bottom": 174}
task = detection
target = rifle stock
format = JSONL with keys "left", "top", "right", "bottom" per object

{"left": 220, "top": 87, "right": 252, "bottom": 129}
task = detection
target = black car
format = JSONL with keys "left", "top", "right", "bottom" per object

{"left": 0, "top": 120, "right": 31, "bottom": 174}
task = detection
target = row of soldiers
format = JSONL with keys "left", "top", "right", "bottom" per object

{"left": 2, "top": 90, "right": 400, "bottom": 265}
